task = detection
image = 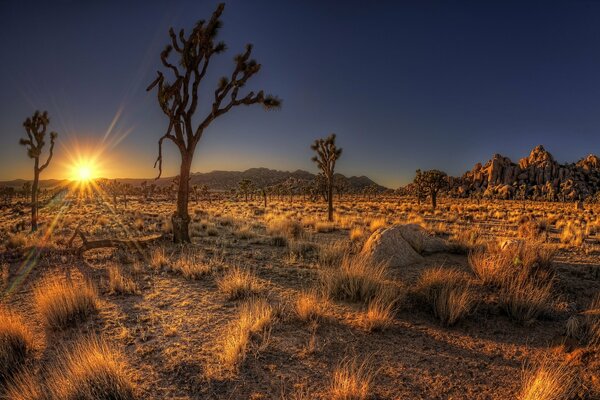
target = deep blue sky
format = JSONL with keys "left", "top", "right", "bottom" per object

{"left": 1, "top": 1, "right": 600, "bottom": 187}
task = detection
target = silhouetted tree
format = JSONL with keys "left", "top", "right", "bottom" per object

{"left": 19, "top": 111, "right": 58, "bottom": 232}
{"left": 238, "top": 179, "right": 252, "bottom": 201}
{"left": 419, "top": 169, "right": 448, "bottom": 210}
{"left": 311, "top": 134, "right": 342, "bottom": 221}
{"left": 147, "top": 3, "right": 281, "bottom": 243}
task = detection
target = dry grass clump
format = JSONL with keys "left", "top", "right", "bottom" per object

{"left": 360, "top": 291, "right": 398, "bottom": 332}
{"left": 322, "top": 253, "right": 388, "bottom": 304}
{"left": 267, "top": 217, "right": 305, "bottom": 239}
{"left": 329, "top": 356, "right": 375, "bottom": 400}
{"left": 34, "top": 277, "right": 98, "bottom": 330}
{"left": 469, "top": 240, "right": 555, "bottom": 286}
{"left": 45, "top": 336, "right": 136, "bottom": 400}
{"left": 217, "top": 267, "right": 262, "bottom": 301}
{"left": 415, "top": 267, "right": 473, "bottom": 326}
{"left": 368, "top": 218, "right": 386, "bottom": 232}
{"left": 520, "top": 358, "right": 577, "bottom": 400}
{"left": 172, "top": 251, "right": 211, "bottom": 279}
{"left": 0, "top": 308, "right": 34, "bottom": 386}
{"left": 149, "top": 246, "right": 169, "bottom": 270}
{"left": 220, "top": 297, "right": 274, "bottom": 370}
{"left": 295, "top": 290, "right": 328, "bottom": 323}
{"left": 287, "top": 240, "right": 318, "bottom": 261}
{"left": 315, "top": 221, "right": 336, "bottom": 233}
{"left": 499, "top": 271, "right": 553, "bottom": 324}
{"left": 517, "top": 218, "right": 548, "bottom": 241}
{"left": 559, "top": 220, "right": 585, "bottom": 247}
{"left": 3, "top": 371, "right": 43, "bottom": 400}
{"left": 349, "top": 227, "right": 364, "bottom": 242}
{"left": 107, "top": 264, "right": 137, "bottom": 294}
{"left": 449, "top": 226, "right": 485, "bottom": 253}
{"left": 469, "top": 240, "right": 555, "bottom": 324}
{"left": 5, "top": 232, "right": 28, "bottom": 250}
{"left": 317, "top": 241, "right": 349, "bottom": 268}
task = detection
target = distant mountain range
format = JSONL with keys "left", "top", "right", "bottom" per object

{"left": 0, "top": 167, "right": 388, "bottom": 192}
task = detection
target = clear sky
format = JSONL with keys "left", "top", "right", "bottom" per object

{"left": 1, "top": 1, "right": 600, "bottom": 187}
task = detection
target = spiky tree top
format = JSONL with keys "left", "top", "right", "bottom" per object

{"left": 311, "top": 134, "right": 342, "bottom": 181}
{"left": 19, "top": 111, "right": 57, "bottom": 170}
{"left": 147, "top": 3, "right": 281, "bottom": 178}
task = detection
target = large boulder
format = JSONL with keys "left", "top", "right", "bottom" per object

{"left": 361, "top": 224, "right": 448, "bottom": 267}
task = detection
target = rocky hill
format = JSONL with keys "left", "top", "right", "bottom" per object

{"left": 449, "top": 145, "right": 600, "bottom": 200}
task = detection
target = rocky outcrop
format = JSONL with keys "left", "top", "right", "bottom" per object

{"left": 361, "top": 224, "right": 448, "bottom": 267}
{"left": 449, "top": 145, "right": 600, "bottom": 201}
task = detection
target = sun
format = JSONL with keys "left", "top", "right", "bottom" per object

{"left": 72, "top": 162, "right": 96, "bottom": 182}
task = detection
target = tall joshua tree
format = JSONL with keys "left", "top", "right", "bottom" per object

{"left": 19, "top": 111, "right": 58, "bottom": 232}
{"left": 311, "top": 134, "right": 342, "bottom": 222}
{"left": 147, "top": 3, "right": 281, "bottom": 243}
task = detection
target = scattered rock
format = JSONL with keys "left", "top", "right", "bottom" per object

{"left": 361, "top": 224, "right": 449, "bottom": 267}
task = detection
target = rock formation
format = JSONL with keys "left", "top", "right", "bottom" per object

{"left": 449, "top": 145, "right": 600, "bottom": 201}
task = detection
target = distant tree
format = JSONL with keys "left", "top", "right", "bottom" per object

{"left": 238, "top": 179, "right": 252, "bottom": 201}
{"left": 19, "top": 111, "right": 58, "bottom": 232}
{"left": 333, "top": 175, "right": 350, "bottom": 200}
{"left": 311, "top": 134, "right": 342, "bottom": 222}
{"left": 21, "top": 181, "right": 32, "bottom": 201}
{"left": 412, "top": 169, "right": 426, "bottom": 205}
{"left": 199, "top": 184, "right": 211, "bottom": 204}
{"left": 147, "top": 3, "right": 281, "bottom": 243}
{"left": 419, "top": 169, "right": 448, "bottom": 210}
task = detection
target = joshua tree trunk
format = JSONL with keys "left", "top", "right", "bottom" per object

{"left": 431, "top": 192, "right": 437, "bottom": 210}
{"left": 31, "top": 159, "right": 40, "bottom": 231}
{"left": 173, "top": 154, "right": 192, "bottom": 243}
{"left": 327, "top": 179, "right": 333, "bottom": 222}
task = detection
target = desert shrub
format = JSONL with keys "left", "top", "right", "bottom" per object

{"left": 449, "top": 226, "right": 484, "bottom": 253}
{"left": 499, "top": 269, "right": 553, "bottom": 324}
{"left": 220, "top": 298, "right": 274, "bottom": 370}
{"left": 0, "top": 308, "right": 34, "bottom": 386}
{"left": 520, "top": 358, "right": 577, "bottom": 400}
{"left": 322, "top": 253, "right": 387, "bottom": 303}
{"left": 217, "top": 267, "right": 262, "bottom": 301}
{"left": 34, "top": 277, "right": 98, "bottom": 330}
{"left": 45, "top": 337, "right": 136, "bottom": 400}
{"left": 415, "top": 268, "right": 473, "bottom": 326}
{"left": 329, "top": 356, "right": 375, "bottom": 400}
{"left": 295, "top": 290, "right": 328, "bottom": 323}
{"left": 107, "top": 264, "right": 137, "bottom": 294}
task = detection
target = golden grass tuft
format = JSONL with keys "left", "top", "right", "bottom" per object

{"left": 34, "top": 277, "right": 98, "bottom": 330}
{"left": 267, "top": 217, "right": 305, "bottom": 239}
{"left": 220, "top": 297, "right": 274, "bottom": 370}
{"left": 329, "top": 356, "right": 375, "bottom": 400}
{"left": 322, "top": 253, "right": 388, "bottom": 304}
{"left": 0, "top": 308, "right": 34, "bottom": 385}
{"left": 317, "top": 241, "right": 350, "bottom": 268}
{"left": 149, "top": 247, "right": 169, "bottom": 270}
{"left": 172, "top": 251, "right": 211, "bottom": 280}
{"left": 107, "top": 264, "right": 137, "bottom": 295}
{"left": 520, "top": 358, "right": 577, "bottom": 400}
{"left": 295, "top": 290, "right": 328, "bottom": 323}
{"left": 217, "top": 267, "right": 262, "bottom": 301}
{"left": 416, "top": 267, "right": 473, "bottom": 326}
{"left": 499, "top": 269, "right": 554, "bottom": 325}
{"left": 360, "top": 291, "right": 397, "bottom": 332}
{"left": 46, "top": 336, "right": 136, "bottom": 400}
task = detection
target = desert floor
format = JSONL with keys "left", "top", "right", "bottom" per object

{"left": 1, "top": 196, "right": 599, "bottom": 399}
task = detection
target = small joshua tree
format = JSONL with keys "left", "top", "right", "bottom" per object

{"left": 420, "top": 169, "right": 448, "bottom": 210}
{"left": 19, "top": 111, "right": 58, "bottom": 232}
{"left": 147, "top": 3, "right": 281, "bottom": 243}
{"left": 311, "top": 134, "right": 342, "bottom": 222}
{"left": 238, "top": 179, "right": 252, "bottom": 202}
{"left": 413, "top": 169, "right": 426, "bottom": 205}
